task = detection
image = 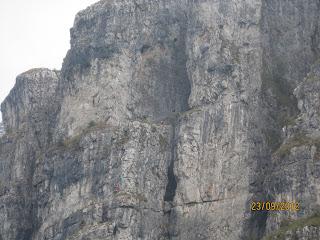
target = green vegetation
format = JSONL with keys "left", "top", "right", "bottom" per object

{"left": 141, "top": 115, "right": 152, "bottom": 124}
{"left": 159, "top": 134, "right": 168, "bottom": 152}
{"left": 274, "top": 133, "right": 320, "bottom": 157}
{"left": 137, "top": 108, "right": 202, "bottom": 127}
{"left": 263, "top": 214, "right": 320, "bottom": 240}
{"left": 178, "top": 107, "right": 202, "bottom": 118}
{"left": 230, "top": 42, "right": 241, "bottom": 63}
{"left": 115, "top": 191, "right": 148, "bottom": 203}
{"left": 62, "top": 134, "right": 82, "bottom": 149}
{"left": 115, "top": 191, "right": 132, "bottom": 198}
{"left": 305, "top": 73, "right": 320, "bottom": 82}
{"left": 282, "top": 116, "right": 297, "bottom": 127}
{"left": 274, "top": 132, "right": 310, "bottom": 157}
{"left": 5, "top": 128, "right": 13, "bottom": 135}
{"left": 136, "top": 193, "right": 148, "bottom": 203}
{"left": 2, "top": 127, "right": 25, "bottom": 140}
{"left": 59, "top": 121, "right": 110, "bottom": 150}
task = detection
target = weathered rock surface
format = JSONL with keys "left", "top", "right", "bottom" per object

{"left": 265, "top": 225, "right": 320, "bottom": 240}
{"left": 264, "top": 61, "right": 320, "bottom": 238}
{"left": 0, "top": 123, "right": 4, "bottom": 137}
{"left": 0, "top": 0, "right": 319, "bottom": 240}
{"left": 286, "top": 226, "right": 320, "bottom": 240}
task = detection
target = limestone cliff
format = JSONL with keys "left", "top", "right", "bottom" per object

{"left": 0, "top": 123, "right": 4, "bottom": 137}
{"left": 0, "top": 0, "right": 319, "bottom": 240}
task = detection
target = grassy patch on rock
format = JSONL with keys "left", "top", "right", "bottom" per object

{"left": 178, "top": 107, "right": 201, "bottom": 117}
{"left": 274, "top": 133, "right": 320, "bottom": 158}
{"left": 282, "top": 116, "right": 297, "bottom": 127}
{"left": 263, "top": 214, "right": 320, "bottom": 240}
{"left": 159, "top": 134, "right": 168, "bottom": 153}
{"left": 305, "top": 73, "right": 320, "bottom": 82}
{"left": 58, "top": 121, "right": 111, "bottom": 150}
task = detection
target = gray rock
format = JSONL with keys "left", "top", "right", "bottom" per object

{"left": 0, "top": 123, "right": 4, "bottom": 137}
{"left": 0, "top": 0, "right": 319, "bottom": 240}
{"left": 264, "top": 61, "right": 320, "bottom": 238}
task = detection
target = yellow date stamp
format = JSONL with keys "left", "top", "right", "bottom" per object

{"left": 251, "top": 201, "right": 300, "bottom": 212}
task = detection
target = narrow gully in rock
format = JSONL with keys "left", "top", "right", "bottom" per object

{"left": 164, "top": 121, "right": 178, "bottom": 202}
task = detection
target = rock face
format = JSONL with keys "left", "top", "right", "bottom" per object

{"left": 0, "top": 123, "right": 4, "bottom": 137}
{"left": 0, "top": 0, "right": 319, "bottom": 240}
{"left": 263, "top": 61, "right": 320, "bottom": 239}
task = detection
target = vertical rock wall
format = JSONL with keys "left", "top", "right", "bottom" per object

{"left": 0, "top": 0, "right": 319, "bottom": 239}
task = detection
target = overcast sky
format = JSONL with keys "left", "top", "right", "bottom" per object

{"left": 0, "top": 0, "right": 98, "bottom": 121}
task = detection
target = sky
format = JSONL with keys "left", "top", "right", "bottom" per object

{"left": 0, "top": 0, "right": 98, "bottom": 121}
